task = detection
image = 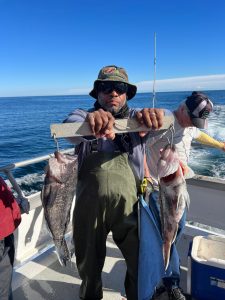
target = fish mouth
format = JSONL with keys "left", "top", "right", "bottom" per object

{"left": 54, "top": 151, "right": 76, "bottom": 163}
{"left": 54, "top": 151, "right": 65, "bottom": 163}
{"left": 160, "top": 170, "right": 179, "bottom": 183}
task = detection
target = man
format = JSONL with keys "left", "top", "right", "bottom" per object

{"left": 64, "top": 65, "right": 164, "bottom": 300}
{"left": 0, "top": 177, "right": 21, "bottom": 300}
{"left": 146, "top": 91, "right": 225, "bottom": 300}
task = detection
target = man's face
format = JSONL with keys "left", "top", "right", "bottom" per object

{"left": 97, "top": 81, "right": 128, "bottom": 114}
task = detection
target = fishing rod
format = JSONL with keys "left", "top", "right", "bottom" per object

{"left": 151, "top": 33, "right": 175, "bottom": 142}
{"left": 152, "top": 32, "right": 156, "bottom": 108}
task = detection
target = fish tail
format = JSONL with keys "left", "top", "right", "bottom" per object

{"left": 54, "top": 238, "right": 71, "bottom": 266}
{"left": 163, "top": 242, "right": 171, "bottom": 271}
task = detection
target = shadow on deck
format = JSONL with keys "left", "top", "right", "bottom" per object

{"left": 12, "top": 234, "right": 126, "bottom": 300}
{"left": 12, "top": 233, "right": 193, "bottom": 300}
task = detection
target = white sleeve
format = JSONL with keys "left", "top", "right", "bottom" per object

{"left": 192, "top": 127, "right": 201, "bottom": 139}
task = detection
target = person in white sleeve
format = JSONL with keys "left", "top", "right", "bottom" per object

{"left": 146, "top": 91, "right": 225, "bottom": 300}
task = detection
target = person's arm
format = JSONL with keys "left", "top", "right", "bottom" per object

{"left": 141, "top": 154, "right": 155, "bottom": 197}
{"left": 195, "top": 131, "right": 225, "bottom": 151}
{"left": 143, "top": 153, "right": 156, "bottom": 187}
{"left": 144, "top": 153, "right": 151, "bottom": 178}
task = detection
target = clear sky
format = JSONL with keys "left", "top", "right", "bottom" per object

{"left": 0, "top": 0, "right": 225, "bottom": 97}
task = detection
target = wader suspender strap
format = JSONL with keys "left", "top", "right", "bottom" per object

{"left": 113, "top": 133, "right": 143, "bottom": 241}
{"left": 113, "top": 133, "right": 133, "bottom": 153}
{"left": 87, "top": 134, "right": 133, "bottom": 154}
{"left": 79, "top": 135, "right": 143, "bottom": 193}
{"left": 89, "top": 139, "right": 98, "bottom": 152}
{"left": 114, "top": 133, "right": 144, "bottom": 194}
{"left": 75, "top": 140, "right": 99, "bottom": 154}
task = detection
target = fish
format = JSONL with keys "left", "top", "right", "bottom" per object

{"left": 157, "top": 144, "right": 190, "bottom": 270}
{"left": 41, "top": 151, "right": 78, "bottom": 266}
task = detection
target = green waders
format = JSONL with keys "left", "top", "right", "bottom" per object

{"left": 73, "top": 152, "right": 139, "bottom": 300}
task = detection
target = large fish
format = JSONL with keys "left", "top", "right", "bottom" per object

{"left": 41, "top": 151, "right": 78, "bottom": 266}
{"left": 157, "top": 144, "right": 189, "bottom": 270}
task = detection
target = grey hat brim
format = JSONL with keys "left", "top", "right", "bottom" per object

{"left": 191, "top": 117, "right": 207, "bottom": 129}
{"left": 89, "top": 80, "right": 137, "bottom": 100}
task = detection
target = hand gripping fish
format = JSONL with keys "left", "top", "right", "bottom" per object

{"left": 41, "top": 151, "right": 78, "bottom": 266}
{"left": 157, "top": 144, "right": 190, "bottom": 271}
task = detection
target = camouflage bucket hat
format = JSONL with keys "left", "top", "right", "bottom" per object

{"left": 89, "top": 65, "right": 137, "bottom": 100}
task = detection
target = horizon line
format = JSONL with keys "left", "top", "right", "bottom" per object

{"left": 0, "top": 74, "right": 225, "bottom": 98}
{"left": 0, "top": 87, "right": 224, "bottom": 99}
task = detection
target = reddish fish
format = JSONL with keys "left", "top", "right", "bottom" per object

{"left": 157, "top": 144, "right": 189, "bottom": 270}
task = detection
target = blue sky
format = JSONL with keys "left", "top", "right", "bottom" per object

{"left": 0, "top": 0, "right": 225, "bottom": 97}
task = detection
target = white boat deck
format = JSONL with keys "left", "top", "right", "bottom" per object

{"left": 12, "top": 234, "right": 127, "bottom": 300}
{"left": 12, "top": 231, "right": 195, "bottom": 300}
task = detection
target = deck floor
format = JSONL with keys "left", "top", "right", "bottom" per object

{"left": 12, "top": 233, "right": 191, "bottom": 300}
{"left": 12, "top": 234, "right": 126, "bottom": 300}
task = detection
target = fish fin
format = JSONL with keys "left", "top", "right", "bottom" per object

{"left": 176, "top": 190, "right": 190, "bottom": 212}
{"left": 171, "top": 224, "right": 179, "bottom": 244}
{"left": 185, "top": 191, "right": 190, "bottom": 209}
{"left": 70, "top": 238, "right": 75, "bottom": 257}
{"left": 176, "top": 191, "right": 183, "bottom": 211}
{"left": 54, "top": 238, "right": 71, "bottom": 267}
{"left": 163, "top": 241, "right": 171, "bottom": 271}
{"left": 42, "top": 183, "right": 61, "bottom": 207}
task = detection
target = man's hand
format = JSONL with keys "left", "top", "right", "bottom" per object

{"left": 136, "top": 108, "right": 164, "bottom": 136}
{"left": 86, "top": 109, "right": 115, "bottom": 139}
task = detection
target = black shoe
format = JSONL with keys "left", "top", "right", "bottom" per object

{"left": 151, "top": 286, "right": 166, "bottom": 299}
{"left": 167, "top": 287, "right": 186, "bottom": 300}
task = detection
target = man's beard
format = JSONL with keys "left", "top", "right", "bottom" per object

{"left": 97, "top": 96, "right": 126, "bottom": 115}
{"left": 94, "top": 100, "right": 129, "bottom": 119}
{"left": 105, "top": 103, "right": 124, "bottom": 115}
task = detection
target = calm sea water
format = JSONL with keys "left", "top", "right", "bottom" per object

{"left": 0, "top": 90, "right": 225, "bottom": 195}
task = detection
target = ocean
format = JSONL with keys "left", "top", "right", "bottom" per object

{"left": 0, "top": 90, "right": 225, "bottom": 195}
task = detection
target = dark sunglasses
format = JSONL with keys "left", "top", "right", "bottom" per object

{"left": 97, "top": 82, "right": 128, "bottom": 94}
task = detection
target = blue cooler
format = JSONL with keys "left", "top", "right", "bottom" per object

{"left": 188, "top": 235, "right": 225, "bottom": 300}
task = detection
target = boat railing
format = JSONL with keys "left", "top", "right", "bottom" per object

{"left": 0, "top": 148, "right": 74, "bottom": 208}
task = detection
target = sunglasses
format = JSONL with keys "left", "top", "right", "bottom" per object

{"left": 97, "top": 82, "right": 128, "bottom": 94}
